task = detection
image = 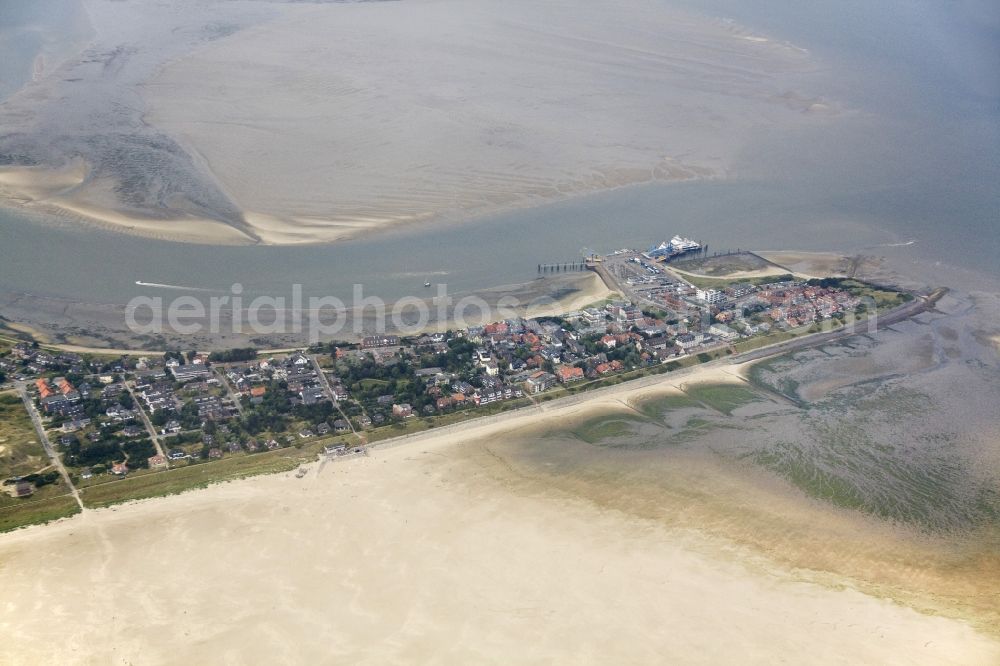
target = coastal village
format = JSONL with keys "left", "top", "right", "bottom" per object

{"left": 0, "top": 244, "right": 909, "bottom": 517}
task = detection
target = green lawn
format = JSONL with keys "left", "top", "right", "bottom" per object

{"left": 358, "top": 378, "right": 390, "bottom": 391}
{"left": 0, "top": 494, "right": 80, "bottom": 533}
{"left": 732, "top": 329, "right": 804, "bottom": 353}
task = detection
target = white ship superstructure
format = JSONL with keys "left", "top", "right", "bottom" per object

{"left": 645, "top": 235, "right": 701, "bottom": 259}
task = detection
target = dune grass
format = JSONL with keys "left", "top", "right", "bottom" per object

{"left": 79, "top": 444, "right": 326, "bottom": 509}
{"left": 0, "top": 494, "right": 80, "bottom": 533}
{"left": 0, "top": 392, "right": 48, "bottom": 479}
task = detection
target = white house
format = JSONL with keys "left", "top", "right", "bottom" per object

{"left": 709, "top": 323, "right": 739, "bottom": 341}
{"left": 696, "top": 288, "right": 726, "bottom": 305}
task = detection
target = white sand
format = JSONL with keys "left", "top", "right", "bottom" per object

{"left": 50, "top": 197, "right": 254, "bottom": 245}
{"left": 0, "top": 160, "right": 88, "bottom": 200}
{"left": 490, "top": 271, "right": 617, "bottom": 323}
{"left": 0, "top": 161, "right": 255, "bottom": 245}
{"left": 0, "top": 367, "right": 997, "bottom": 664}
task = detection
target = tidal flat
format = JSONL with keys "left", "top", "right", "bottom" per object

{"left": 491, "top": 293, "right": 1000, "bottom": 635}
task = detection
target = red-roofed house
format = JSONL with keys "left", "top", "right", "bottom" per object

{"left": 595, "top": 360, "right": 623, "bottom": 375}
{"left": 36, "top": 378, "right": 54, "bottom": 399}
{"left": 484, "top": 321, "right": 509, "bottom": 335}
{"left": 556, "top": 366, "right": 584, "bottom": 383}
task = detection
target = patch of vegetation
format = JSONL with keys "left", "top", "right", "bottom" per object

{"left": 570, "top": 413, "right": 648, "bottom": 444}
{"left": 684, "top": 384, "right": 762, "bottom": 415}
{"left": 732, "top": 329, "right": 803, "bottom": 354}
{"left": 670, "top": 252, "right": 771, "bottom": 276}
{"left": 678, "top": 272, "right": 795, "bottom": 290}
{"left": 668, "top": 415, "right": 745, "bottom": 444}
{"left": 0, "top": 391, "right": 48, "bottom": 479}
{"left": 636, "top": 393, "right": 700, "bottom": 421}
{"left": 750, "top": 412, "right": 1000, "bottom": 530}
{"left": 357, "top": 378, "right": 390, "bottom": 391}
{"left": 78, "top": 443, "right": 326, "bottom": 508}
{"left": 750, "top": 444, "right": 871, "bottom": 513}
{"left": 746, "top": 356, "right": 803, "bottom": 403}
{"left": 365, "top": 398, "right": 533, "bottom": 443}
{"left": 0, "top": 494, "right": 80, "bottom": 533}
{"left": 208, "top": 347, "right": 258, "bottom": 363}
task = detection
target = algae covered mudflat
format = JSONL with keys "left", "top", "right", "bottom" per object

{"left": 496, "top": 291, "right": 1000, "bottom": 633}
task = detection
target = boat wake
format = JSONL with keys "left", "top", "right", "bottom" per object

{"left": 135, "top": 281, "right": 216, "bottom": 292}
{"left": 388, "top": 270, "right": 451, "bottom": 279}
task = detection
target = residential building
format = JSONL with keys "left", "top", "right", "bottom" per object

{"left": 696, "top": 288, "right": 726, "bottom": 305}
{"left": 556, "top": 365, "right": 584, "bottom": 383}
{"left": 392, "top": 403, "right": 413, "bottom": 418}
{"left": 361, "top": 335, "right": 399, "bottom": 349}
{"left": 524, "top": 371, "right": 556, "bottom": 394}
{"left": 676, "top": 333, "right": 704, "bottom": 350}
{"left": 709, "top": 323, "right": 739, "bottom": 341}
{"left": 170, "top": 364, "right": 211, "bottom": 383}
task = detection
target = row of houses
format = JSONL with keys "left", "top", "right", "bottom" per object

{"left": 223, "top": 354, "right": 333, "bottom": 407}
{"left": 36, "top": 376, "right": 82, "bottom": 416}
{"left": 136, "top": 380, "right": 177, "bottom": 414}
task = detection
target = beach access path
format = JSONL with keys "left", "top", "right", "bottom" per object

{"left": 15, "top": 382, "right": 82, "bottom": 509}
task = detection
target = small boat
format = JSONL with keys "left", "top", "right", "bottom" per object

{"left": 424, "top": 281, "right": 432, "bottom": 287}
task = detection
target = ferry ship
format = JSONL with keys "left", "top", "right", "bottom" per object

{"left": 644, "top": 235, "right": 701, "bottom": 259}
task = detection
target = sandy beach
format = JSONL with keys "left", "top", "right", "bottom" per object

{"left": 0, "top": 364, "right": 997, "bottom": 664}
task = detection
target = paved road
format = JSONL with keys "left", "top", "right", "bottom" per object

{"left": 125, "top": 382, "right": 167, "bottom": 459}
{"left": 310, "top": 355, "right": 364, "bottom": 445}
{"left": 15, "top": 382, "right": 83, "bottom": 509}
{"left": 214, "top": 366, "right": 247, "bottom": 418}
